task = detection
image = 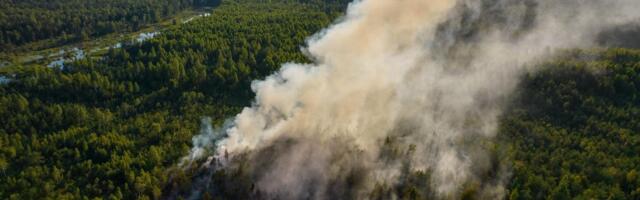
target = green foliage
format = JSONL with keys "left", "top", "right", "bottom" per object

{"left": 0, "top": 0, "right": 344, "bottom": 199}
{"left": 0, "top": 0, "right": 220, "bottom": 52}
{"left": 1, "top": 0, "right": 639, "bottom": 199}
{"left": 504, "top": 48, "right": 640, "bottom": 200}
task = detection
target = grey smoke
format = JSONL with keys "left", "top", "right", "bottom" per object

{"left": 182, "top": 0, "right": 640, "bottom": 199}
{"left": 181, "top": 117, "right": 233, "bottom": 166}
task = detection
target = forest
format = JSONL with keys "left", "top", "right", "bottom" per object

{"left": 0, "top": 0, "right": 220, "bottom": 52}
{"left": 504, "top": 49, "right": 640, "bottom": 199}
{"left": 0, "top": 0, "right": 347, "bottom": 199}
{"left": 1, "top": 0, "right": 639, "bottom": 199}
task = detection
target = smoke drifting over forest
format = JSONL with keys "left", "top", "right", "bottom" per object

{"left": 180, "top": 0, "right": 640, "bottom": 199}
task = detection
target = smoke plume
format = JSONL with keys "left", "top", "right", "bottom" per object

{"left": 180, "top": 0, "right": 640, "bottom": 199}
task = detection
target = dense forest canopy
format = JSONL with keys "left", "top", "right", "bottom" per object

{"left": 0, "top": 0, "right": 221, "bottom": 52}
{"left": 0, "top": 0, "right": 639, "bottom": 199}
{"left": 0, "top": 0, "right": 346, "bottom": 199}
{"left": 504, "top": 49, "right": 640, "bottom": 199}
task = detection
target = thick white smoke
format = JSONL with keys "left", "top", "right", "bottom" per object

{"left": 183, "top": 0, "right": 640, "bottom": 199}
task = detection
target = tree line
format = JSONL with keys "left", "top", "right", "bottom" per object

{"left": 0, "top": 0, "right": 221, "bottom": 52}
{"left": 1, "top": 0, "right": 639, "bottom": 199}
{"left": 0, "top": 0, "right": 346, "bottom": 199}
